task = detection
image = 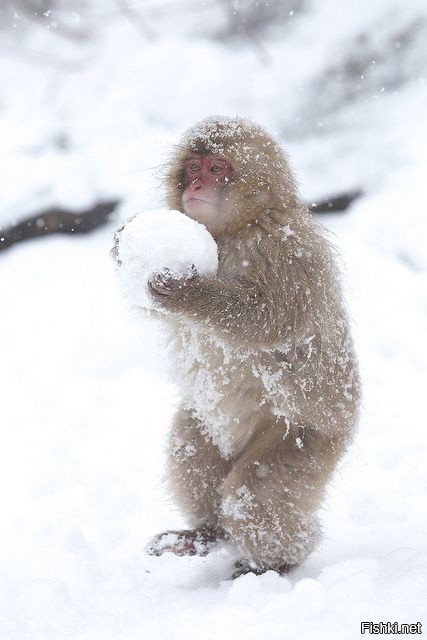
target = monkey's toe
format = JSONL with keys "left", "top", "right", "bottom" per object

{"left": 230, "top": 560, "right": 294, "bottom": 580}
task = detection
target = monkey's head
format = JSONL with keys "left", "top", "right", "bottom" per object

{"left": 165, "top": 116, "right": 299, "bottom": 239}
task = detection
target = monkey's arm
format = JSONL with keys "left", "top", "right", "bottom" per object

{"left": 151, "top": 273, "right": 276, "bottom": 344}
{"left": 149, "top": 254, "right": 319, "bottom": 348}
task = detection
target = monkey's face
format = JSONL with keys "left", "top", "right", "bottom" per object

{"left": 181, "top": 154, "right": 234, "bottom": 236}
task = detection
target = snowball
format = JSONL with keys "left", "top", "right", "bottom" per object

{"left": 116, "top": 209, "right": 218, "bottom": 309}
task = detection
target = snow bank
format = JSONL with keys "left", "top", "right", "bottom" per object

{"left": 115, "top": 209, "right": 218, "bottom": 309}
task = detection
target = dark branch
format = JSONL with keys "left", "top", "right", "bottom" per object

{"left": 0, "top": 200, "right": 120, "bottom": 252}
{"left": 0, "top": 189, "right": 362, "bottom": 254}
{"left": 309, "top": 189, "right": 363, "bottom": 213}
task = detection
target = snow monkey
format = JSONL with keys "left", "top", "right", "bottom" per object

{"left": 145, "top": 116, "right": 361, "bottom": 577}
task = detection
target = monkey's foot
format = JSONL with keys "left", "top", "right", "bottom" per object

{"left": 231, "top": 560, "right": 294, "bottom": 580}
{"left": 145, "top": 526, "right": 225, "bottom": 557}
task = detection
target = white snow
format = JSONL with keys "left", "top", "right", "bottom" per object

{"left": 115, "top": 208, "right": 218, "bottom": 309}
{"left": 0, "top": 1, "right": 426, "bottom": 638}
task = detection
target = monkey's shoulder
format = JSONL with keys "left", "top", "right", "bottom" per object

{"left": 216, "top": 222, "right": 334, "bottom": 285}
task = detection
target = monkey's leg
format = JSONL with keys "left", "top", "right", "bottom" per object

{"left": 220, "top": 422, "right": 346, "bottom": 576}
{"left": 146, "top": 407, "right": 231, "bottom": 557}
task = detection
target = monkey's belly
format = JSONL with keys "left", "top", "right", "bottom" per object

{"left": 166, "top": 324, "right": 270, "bottom": 457}
{"left": 165, "top": 322, "right": 358, "bottom": 457}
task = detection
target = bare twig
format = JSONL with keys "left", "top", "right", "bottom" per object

{"left": 217, "top": 0, "right": 272, "bottom": 66}
{"left": 116, "top": 0, "right": 158, "bottom": 41}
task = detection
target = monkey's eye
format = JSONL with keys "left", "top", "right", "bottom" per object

{"left": 189, "top": 162, "right": 200, "bottom": 172}
{"left": 211, "top": 163, "right": 226, "bottom": 174}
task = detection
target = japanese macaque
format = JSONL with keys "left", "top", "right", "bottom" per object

{"left": 139, "top": 117, "right": 360, "bottom": 577}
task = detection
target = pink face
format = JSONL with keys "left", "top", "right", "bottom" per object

{"left": 181, "top": 154, "right": 233, "bottom": 227}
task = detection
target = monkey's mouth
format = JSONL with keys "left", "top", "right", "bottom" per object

{"left": 185, "top": 196, "right": 215, "bottom": 205}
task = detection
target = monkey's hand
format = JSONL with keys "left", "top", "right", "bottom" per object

{"left": 148, "top": 265, "right": 200, "bottom": 307}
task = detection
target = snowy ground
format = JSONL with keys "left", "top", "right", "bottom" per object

{"left": 1, "top": 1, "right": 426, "bottom": 638}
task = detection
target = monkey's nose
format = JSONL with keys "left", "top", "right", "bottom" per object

{"left": 189, "top": 179, "right": 202, "bottom": 192}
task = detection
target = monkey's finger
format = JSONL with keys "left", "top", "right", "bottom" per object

{"left": 148, "top": 273, "right": 175, "bottom": 297}
{"left": 148, "top": 282, "right": 178, "bottom": 300}
{"left": 187, "top": 264, "right": 199, "bottom": 280}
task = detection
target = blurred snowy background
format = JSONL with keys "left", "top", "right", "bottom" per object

{"left": 0, "top": 1, "right": 426, "bottom": 638}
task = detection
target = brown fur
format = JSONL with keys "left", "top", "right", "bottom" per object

{"left": 150, "top": 117, "right": 361, "bottom": 572}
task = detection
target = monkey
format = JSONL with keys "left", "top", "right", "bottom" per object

{"left": 118, "top": 116, "right": 361, "bottom": 577}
